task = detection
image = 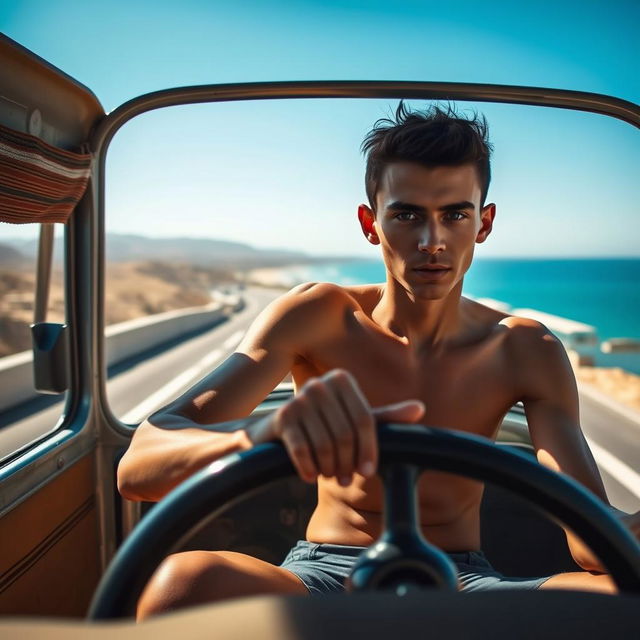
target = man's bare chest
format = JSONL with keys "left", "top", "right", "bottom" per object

{"left": 291, "top": 308, "right": 517, "bottom": 439}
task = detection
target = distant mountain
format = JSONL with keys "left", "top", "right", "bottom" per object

{"left": 104, "top": 234, "right": 309, "bottom": 266}
{"left": 0, "top": 242, "right": 28, "bottom": 266}
{"left": 2, "top": 233, "right": 353, "bottom": 268}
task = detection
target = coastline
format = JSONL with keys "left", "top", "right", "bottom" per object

{"left": 241, "top": 264, "right": 312, "bottom": 290}
{"left": 243, "top": 263, "right": 640, "bottom": 418}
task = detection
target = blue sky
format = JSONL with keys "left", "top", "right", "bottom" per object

{"left": 1, "top": 0, "right": 639, "bottom": 257}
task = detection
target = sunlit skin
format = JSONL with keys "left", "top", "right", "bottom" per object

{"left": 119, "top": 162, "right": 640, "bottom": 619}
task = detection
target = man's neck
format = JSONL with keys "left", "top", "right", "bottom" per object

{"left": 371, "top": 277, "right": 465, "bottom": 352}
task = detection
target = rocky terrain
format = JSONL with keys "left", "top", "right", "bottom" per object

{"left": 0, "top": 259, "right": 235, "bottom": 358}
{"left": 0, "top": 233, "right": 346, "bottom": 358}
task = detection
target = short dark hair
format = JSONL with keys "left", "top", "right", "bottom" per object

{"left": 361, "top": 102, "right": 493, "bottom": 211}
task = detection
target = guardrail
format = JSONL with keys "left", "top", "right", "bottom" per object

{"left": 0, "top": 350, "right": 34, "bottom": 413}
{"left": 0, "top": 298, "right": 243, "bottom": 413}
{"left": 104, "top": 302, "right": 227, "bottom": 367}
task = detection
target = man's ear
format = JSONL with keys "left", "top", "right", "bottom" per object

{"left": 358, "top": 204, "right": 380, "bottom": 245}
{"left": 476, "top": 203, "right": 496, "bottom": 244}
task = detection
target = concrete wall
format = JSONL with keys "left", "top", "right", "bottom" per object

{"left": 0, "top": 302, "right": 232, "bottom": 412}
{"left": 104, "top": 302, "right": 227, "bottom": 367}
{"left": 0, "top": 351, "right": 34, "bottom": 412}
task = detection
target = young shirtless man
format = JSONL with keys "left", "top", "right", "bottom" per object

{"left": 117, "top": 104, "right": 640, "bottom": 619}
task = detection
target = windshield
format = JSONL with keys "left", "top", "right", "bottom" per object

{"left": 1, "top": 0, "right": 638, "bottom": 513}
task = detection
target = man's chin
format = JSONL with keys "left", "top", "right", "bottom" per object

{"left": 405, "top": 282, "right": 452, "bottom": 301}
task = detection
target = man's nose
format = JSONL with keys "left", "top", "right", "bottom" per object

{"left": 417, "top": 224, "right": 445, "bottom": 254}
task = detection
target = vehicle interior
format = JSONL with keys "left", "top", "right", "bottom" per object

{"left": 0, "top": 32, "right": 639, "bottom": 638}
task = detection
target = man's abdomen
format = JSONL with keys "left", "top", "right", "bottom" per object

{"left": 306, "top": 476, "right": 483, "bottom": 552}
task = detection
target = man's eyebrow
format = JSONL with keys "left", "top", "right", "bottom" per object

{"left": 386, "top": 201, "right": 427, "bottom": 213}
{"left": 441, "top": 201, "right": 476, "bottom": 211}
{"left": 385, "top": 200, "right": 476, "bottom": 212}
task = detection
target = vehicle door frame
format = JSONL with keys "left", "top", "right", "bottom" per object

{"left": 2, "top": 41, "right": 638, "bottom": 572}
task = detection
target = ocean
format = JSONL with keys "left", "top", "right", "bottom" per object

{"left": 277, "top": 257, "right": 640, "bottom": 344}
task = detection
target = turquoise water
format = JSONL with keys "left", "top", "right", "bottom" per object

{"left": 286, "top": 258, "right": 640, "bottom": 342}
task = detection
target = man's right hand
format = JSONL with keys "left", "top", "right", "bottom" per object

{"left": 245, "top": 369, "right": 425, "bottom": 486}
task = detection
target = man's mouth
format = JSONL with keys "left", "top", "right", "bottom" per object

{"left": 412, "top": 264, "right": 451, "bottom": 279}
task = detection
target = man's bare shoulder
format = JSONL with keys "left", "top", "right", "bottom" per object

{"left": 498, "top": 314, "right": 562, "bottom": 350}
{"left": 341, "top": 282, "right": 385, "bottom": 314}
{"left": 460, "top": 297, "right": 516, "bottom": 342}
{"left": 262, "top": 280, "right": 353, "bottom": 316}
{"left": 238, "top": 281, "right": 358, "bottom": 355}
{"left": 286, "top": 281, "right": 383, "bottom": 313}
{"left": 496, "top": 314, "right": 575, "bottom": 398}
{"left": 286, "top": 280, "right": 360, "bottom": 310}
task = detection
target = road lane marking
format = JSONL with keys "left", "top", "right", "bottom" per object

{"left": 223, "top": 330, "right": 244, "bottom": 350}
{"left": 120, "top": 331, "right": 246, "bottom": 424}
{"left": 579, "top": 383, "right": 640, "bottom": 431}
{"left": 586, "top": 436, "right": 640, "bottom": 500}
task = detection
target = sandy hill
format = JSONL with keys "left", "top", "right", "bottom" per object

{"left": 0, "top": 260, "right": 235, "bottom": 358}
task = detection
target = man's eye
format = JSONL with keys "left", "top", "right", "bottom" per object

{"left": 444, "top": 211, "right": 466, "bottom": 221}
{"left": 396, "top": 211, "right": 418, "bottom": 221}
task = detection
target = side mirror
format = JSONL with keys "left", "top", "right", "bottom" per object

{"left": 31, "top": 322, "right": 69, "bottom": 394}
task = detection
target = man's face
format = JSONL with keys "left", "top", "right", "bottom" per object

{"left": 358, "top": 162, "right": 495, "bottom": 300}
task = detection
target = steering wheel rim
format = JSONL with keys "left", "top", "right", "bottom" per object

{"left": 89, "top": 423, "right": 640, "bottom": 619}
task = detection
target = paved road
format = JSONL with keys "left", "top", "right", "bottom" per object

{"left": 577, "top": 389, "right": 640, "bottom": 512}
{"left": 1, "top": 285, "right": 638, "bottom": 514}
{"left": 109, "top": 286, "right": 282, "bottom": 423}
{"left": 0, "top": 286, "right": 282, "bottom": 461}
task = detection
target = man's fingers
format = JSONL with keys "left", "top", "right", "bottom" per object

{"left": 274, "top": 405, "right": 317, "bottom": 482}
{"left": 301, "top": 409, "right": 337, "bottom": 478}
{"left": 277, "top": 371, "right": 423, "bottom": 485}
{"left": 280, "top": 425, "right": 317, "bottom": 482}
{"left": 304, "top": 377, "right": 355, "bottom": 482}
{"left": 328, "top": 370, "right": 377, "bottom": 478}
{"left": 323, "top": 409, "right": 355, "bottom": 485}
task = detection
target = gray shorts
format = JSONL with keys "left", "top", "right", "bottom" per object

{"left": 280, "top": 540, "right": 550, "bottom": 593}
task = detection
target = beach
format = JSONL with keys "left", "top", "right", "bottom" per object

{"left": 242, "top": 266, "right": 302, "bottom": 289}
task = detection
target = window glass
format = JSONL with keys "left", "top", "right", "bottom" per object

{"left": 0, "top": 224, "right": 66, "bottom": 462}
{"left": 103, "top": 99, "right": 638, "bottom": 512}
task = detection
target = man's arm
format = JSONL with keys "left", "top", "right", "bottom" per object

{"left": 117, "top": 282, "right": 423, "bottom": 503}
{"left": 117, "top": 282, "right": 342, "bottom": 502}
{"left": 509, "top": 317, "right": 640, "bottom": 572}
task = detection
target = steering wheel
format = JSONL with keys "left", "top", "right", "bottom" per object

{"left": 89, "top": 423, "right": 640, "bottom": 619}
